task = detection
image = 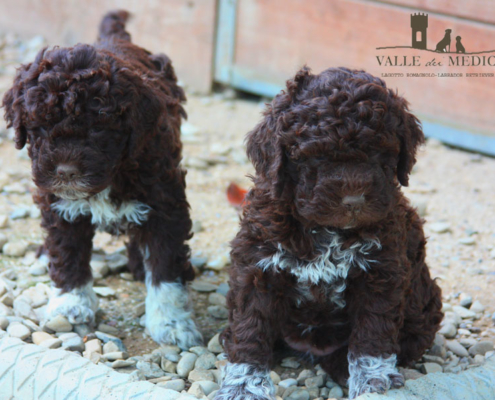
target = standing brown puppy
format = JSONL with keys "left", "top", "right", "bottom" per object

{"left": 2, "top": 11, "right": 202, "bottom": 349}
{"left": 216, "top": 67, "right": 442, "bottom": 399}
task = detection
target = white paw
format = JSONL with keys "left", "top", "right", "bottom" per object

{"left": 215, "top": 363, "right": 275, "bottom": 400}
{"left": 348, "top": 353, "right": 404, "bottom": 399}
{"left": 145, "top": 278, "right": 203, "bottom": 349}
{"left": 46, "top": 282, "right": 99, "bottom": 325}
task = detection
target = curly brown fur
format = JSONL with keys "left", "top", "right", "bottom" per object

{"left": 219, "top": 67, "right": 442, "bottom": 399}
{"left": 2, "top": 10, "right": 201, "bottom": 349}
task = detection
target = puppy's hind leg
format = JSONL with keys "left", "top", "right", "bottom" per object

{"left": 138, "top": 202, "right": 202, "bottom": 350}
{"left": 126, "top": 236, "right": 145, "bottom": 281}
{"left": 43, "top": 209, "right": 98, "bottom": 325}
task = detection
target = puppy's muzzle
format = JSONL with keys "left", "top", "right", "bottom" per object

{"left": 342, "top": 195, "right": 365, "bottom": 211}
{"left": 56, "top": 164, "right": 81, "bottom": 182}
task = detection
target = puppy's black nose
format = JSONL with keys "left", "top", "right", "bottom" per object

{"left": 342, "top": 195, "right": 365, "bottom": 209}
{"left": 56, "top": 164, "right": 80, "bottom": 181}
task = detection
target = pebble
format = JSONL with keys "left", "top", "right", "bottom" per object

{"left": 460, "top": 338, "right": 477, "bottom": 348}
{"left": 91, "top": 260, "right": 109, "bottom": 279}
{"left": 13, "top": 296, "right": 38, "bottom": 322}
{"left": 328, "top": 386, "right": 344, "bottom": 398}
{"left": 279, "top": 378, "right": 298, "bottom": 389}
{"left": 270, "top": 371, "right": 281, "bottom": 385}
{"left": 207, "top": 305, "right": 228, "bottom": 319}
{"left": 10, "top": 207, "right": 30, "bottom": 220}
{"left": 93, "top": 287, "right": 116, "bottom": 297}
{"left": 190, "top": 257, "right": 208, "bottom": 269}
{"left": 39, "top": 338, "right": 62, "bottom": 349}
{"left": 194, "top": 381, "right": 219, "bottom": 396}
{"left": 207, "top": 333, "right": 223, "bottom": 354}
{"left": 188, "top": 382, "right": 206, "bottom": 398}
{"left": 106, "top": 253, "right": 128, "bottom": 272}
{"left": 177, "top": 352, "right": 198, "bottom": 377}
{"left": 103, "top": 340, "right": 120, "bottom": 354}
{"left": 453, "top": 306, "right": 476, "bottom": 319}
{"left": 28, "top": 260, "right": 48, "bottom": 276}
{"left": 305, "top": 374, "right": 325, "bottom": 388}
{"left": 420, "top": 363, "right": 443, "bottom": 374}
{"left": 103, "top": 351, "right": 129, "bottom": 361}
{"left": 112, "top": 359, "right": 137, "bottom": 369}
{"left": 0, "top": 215, "right": 8, "bottom": 229}
{"left": 98, "top": 323, "right": 120, "bottom": 336}
{"left": 190, "top": 281, "right": 218, "bottom": 292}
{"left": 287, "top": 389, "right": 310, "bottom": 400}
{"left": 446, "top": 340, "right": 469, "bottom": 357}
{"left": 136, "top": 361, "right": 166, "bottom": 379}
{"left": 2, "top": 241, "right": 29, "bottom": 257}
{"left": 208, "top": 293, "right": 227, "bottom": 307}
{"left": 32, "top": 331, "right": 54, "bottom": 345}
{"left": 401, "top": 368, "right": 424, "bottom": 380}
{"left": 195, "top": 352, "right": 217, "bottom": 370}
{"left": 0, "top": 303, "right": 14, "bottom": 316}
{"left": 94, "top": 331, "right": 127, "bottom": 351}
{"left": 470, "top": 300, "right": 485, "bottom": 313}
{"left": 158, "top": 379, "right": 186, "bottom": 391}
{"left": 429, "top": 222, "right": 451, "bottom": 233}
{"left": 162, "top": 359, "right": 177, "bottom": 374}
{"left": 61, "top": 336, "right": 85, "bottom": 352}
{"left": 188, "top": 368, "right": 215, "bottom": 383}
{"left": 134, "top": 302, "right": 146, "bottom": 317}
{"left": 216, "top": 283, "right": 229, "bottom": 296}
{"left": 281, "top": 357, "right": 300, "bottom": 369}
{"left": 469, "top": 341, "right": 494, "bottom": 356}
{"left": 206, "top": 254, "right": 230, "bottom": 271}
{"left": 44, "top": 315, "right": 72, "bottom": 332}
{"left": 0, "top": 233, "right": 7, "bottom": 249}
{"left": 74, "top": 324, "right": 92, "bottom": 338}
{"left": 85, "top": 338, "right": 102, "bottom": 354}
{"left": 297, "top": 369, "right": 315, "bottom": 385}
{"left": 7, "top": 322, "right": 31, "bottom": 340}
{"left": 458, "top": 237, "right": 476, "bottom": 245}
{"left": 0, "top": 317, "right": 8, "bottom": 330}
{"left": 459, "top": 293, "right": 473, "bottom": 308}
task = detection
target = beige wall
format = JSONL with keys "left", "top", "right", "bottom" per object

{"left": 0, "top": 0, "right": 217, "bottom": 93}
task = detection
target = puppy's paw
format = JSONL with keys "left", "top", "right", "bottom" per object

{"left": 147, "top": 315, "right": 203, "bottom": 350}
{"left": 46, "top": 282, "right": 99, "bottom": 325}
{"left": 145, "top": 280, "right": 203, "bottom": 350}
{"left": 215, "top": 363, "right": 275, "bottom": 400}
{"left": 348, "top": 353, "right": 403, "bottom": 399}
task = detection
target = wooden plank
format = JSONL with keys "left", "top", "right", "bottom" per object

{"left": 231, "top": 0, "right": 495, "bottom": 136}
{"left": 214, "top": 0, "right": 238, "bottom": 84}
{"left": 377, "top": 0, "right": 495, "bottom": 25}
{"left": 0, "top": 0, "right": 217, "bottom": 93}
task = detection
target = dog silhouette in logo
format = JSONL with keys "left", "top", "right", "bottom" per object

{"left": 456, "top": 36, "right": 466, "bottom": 53}
{"left": 436, "top": 29, "right": 452, "bottom": 52}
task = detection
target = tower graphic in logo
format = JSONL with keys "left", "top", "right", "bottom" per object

{"left": 411, "top": 13, "right": 428, "bottom": 49}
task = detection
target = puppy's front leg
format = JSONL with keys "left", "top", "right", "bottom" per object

{"left": 137, "top": 206, "right": 202, "bottom": 350}
{"left": 347, "top": 265, "right": 405, "bottom": 399}
{"left": 216, "top": 279, "right": 279, "bottom": 400}
{"left": 43, "top": 208, "right": 98, "bottom": 325}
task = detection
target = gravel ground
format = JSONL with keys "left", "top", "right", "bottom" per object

{"left": 1, "top": 34, "right": 495, "bottom": 400}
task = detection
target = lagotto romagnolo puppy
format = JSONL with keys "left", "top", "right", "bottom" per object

{"left": 2, "top": 11, "right": 202, "bottom": 349}
{"left": 216, "top": 67, "right": 443, "bottom": 399}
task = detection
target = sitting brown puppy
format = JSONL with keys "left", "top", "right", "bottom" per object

{"left": 217, "top": 67, "right": 443, "bottom": 399}
{"left": 2, "top": 11, "right": 202, "bottom": 349}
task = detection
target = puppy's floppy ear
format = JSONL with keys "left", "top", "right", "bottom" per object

{"left": 2, "top": 64, "right": 31, "bottom": 150}
{"left": 247, "top": 67, "right": 314, "bottom": 199}
{"left": 397, "top": 108, "right": 425, "bottom": 186}
{"left": 246, "top": 114, "right": 289, "bottom": 199}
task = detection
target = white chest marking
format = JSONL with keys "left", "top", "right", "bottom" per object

{"left": 257, "top": 230, "right": 380, "bottom": 307}
{"left": 52, "top": 187, "right": 151, "bottom": 229}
